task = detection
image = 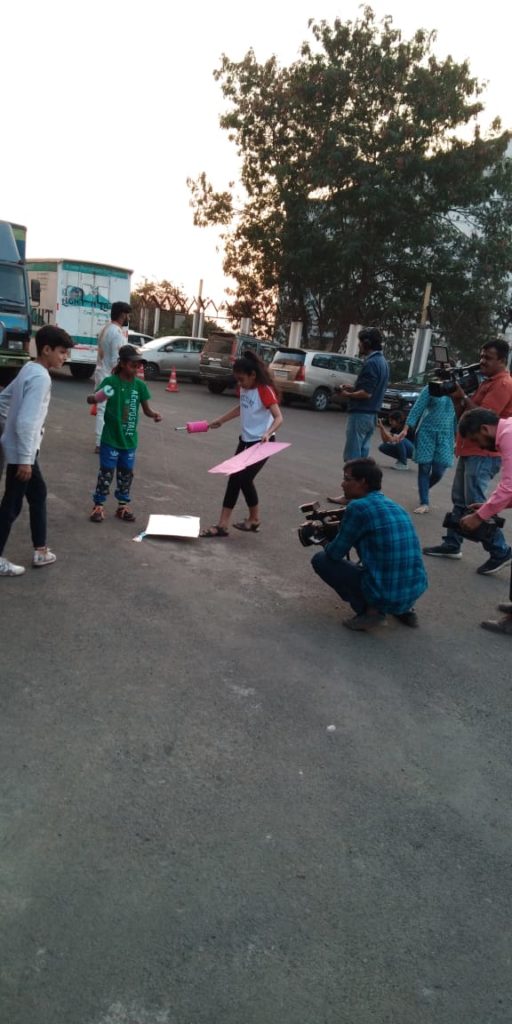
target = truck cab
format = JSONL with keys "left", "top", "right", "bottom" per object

{"left": 0, "top": 221, "right": 40, "bottom": 380}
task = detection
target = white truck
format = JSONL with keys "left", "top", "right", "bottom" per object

{"left": 26, "top": 258, "right": 132, "bottom": 379}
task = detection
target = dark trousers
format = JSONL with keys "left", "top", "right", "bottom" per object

{"left": 0, "top": 460, "right": 47, "bottom": 555}
{"left": 222, "top": 438, "right": 272, "bottom": 510}
{"left": 311, "top": 549, "right": 367, "bottom": 614}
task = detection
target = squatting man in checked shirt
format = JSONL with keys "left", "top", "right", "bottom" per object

{"left": 311, "top": 458, "right": 428, "bottom": 632}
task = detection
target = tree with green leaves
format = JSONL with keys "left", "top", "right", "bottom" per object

{"left": 188, "top": 7, "right": 512, "bottom": 357}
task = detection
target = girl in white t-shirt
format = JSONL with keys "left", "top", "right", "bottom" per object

{"left": 200, "top": 350, "right": 283, "bottom": 537}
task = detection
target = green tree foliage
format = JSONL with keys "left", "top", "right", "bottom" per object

{"left": 188, "top": 7, "right": 512, "bottom": 356}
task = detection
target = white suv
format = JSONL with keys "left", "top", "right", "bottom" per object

{"left": 269, "top": 348, "right": 363, "bottom": 411}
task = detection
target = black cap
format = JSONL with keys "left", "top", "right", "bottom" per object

{"left": 118, "top": 344, "right": 143, "bottom": 362}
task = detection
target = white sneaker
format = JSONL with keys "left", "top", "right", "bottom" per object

{"left": 391, "top": 461, "right": 409, "bottom": 471}
{"left": 32, "top": 547, "right": 57, "bottom": 568}
{"left": 414, "top": 505, "right": 430, "bottom": 514}
{"left": 0, "top": 556, "right": 26, "bottom": 576}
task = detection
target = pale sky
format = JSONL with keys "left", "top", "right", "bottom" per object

{"left": 4, "top": 0, "right": 511, "bottom": 307}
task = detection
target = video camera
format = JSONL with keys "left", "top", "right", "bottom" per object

{"left": 297, "top": 501, "right": 345, "bottom": 547}
{"left": 442, "top": 508, "right": 505, "bottom": 545}
{"left": 428, "top": 343, "right": 480, "bottom": 399}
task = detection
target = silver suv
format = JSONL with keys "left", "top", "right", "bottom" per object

{"left": 269, "top": 348, "right": 363, "bottom": 411}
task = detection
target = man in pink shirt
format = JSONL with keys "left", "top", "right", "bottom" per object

{"left": 459, "top": 409, "right": 512, "bottom": 634}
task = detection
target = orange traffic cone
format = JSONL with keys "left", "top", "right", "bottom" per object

{"left": 136, "top": 362, "right": 145, "bottom": 380}
{"left": 166, "top": 367, "right": 179, "bottom": 393}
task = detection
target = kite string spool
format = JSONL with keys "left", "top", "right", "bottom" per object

{"left": 175, "top": 420, "right": 210, "bottom": 434}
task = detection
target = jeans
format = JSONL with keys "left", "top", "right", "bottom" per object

{"left": 0, "top": 459, "right": 47, "bottom": 555}
{"left": 443, "top": 455, "right": 510, "bottom": 558}
{"left": 417, "top": 462, "right": 446, "bottom": 505}
{"left": 344, "top": 413, "right": 377, "bottom": 461}
{"left": 93, "top": 444, "right": 136, "bottom": 506}
{"left": 378, "top": 439, "right": 414, "bottom": 465}
{"left": 311, "top": 549, "right": 367, "bottom": 614}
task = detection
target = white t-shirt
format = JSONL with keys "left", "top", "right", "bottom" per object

{"left": 240, "top": 385, "right": 278, "bottom": 442}
{"left": 95, "top": 322, "right": 125, "bottom": 383}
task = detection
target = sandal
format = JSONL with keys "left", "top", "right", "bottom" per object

{"left": 200, "top": 525, "right": 229, "bottom": 538}
{"left": 233, "top": 521, "right": 260, "bottom": 533}
{"left": 116, "top": 505, "right": 136, "bottom": 523}
{"left": 90, "top": 505, "right": 105, "bottom": 523}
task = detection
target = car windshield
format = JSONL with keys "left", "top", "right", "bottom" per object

{"left": 0, "top": 265, "right": 25, "bottom": 306}
{"left": 272, "top": 350, "right": 305, "bottom": 366}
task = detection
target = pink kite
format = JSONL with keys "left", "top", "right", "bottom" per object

{"left": 208, "top": 441, "right": 291, "bottom": 475}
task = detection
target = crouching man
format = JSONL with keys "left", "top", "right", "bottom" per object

{"left": 312, "top": 458, "right": 428, "bottom": 631}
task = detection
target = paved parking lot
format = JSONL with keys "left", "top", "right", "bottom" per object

{"left": 1, "top": 374, "right": 511, "bottom": 1024}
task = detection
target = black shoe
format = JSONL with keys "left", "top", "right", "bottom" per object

{"left": 476, "top": 554, "right": 512, "bottom": 576}
{"left": 394, "top": 609, "right": 419, "bottom": 628}
{"left": 498, "top": 602, "right": 512, "bottom": 613}
{"left": 423, "top": 544, "right": 462, "bottom": 559}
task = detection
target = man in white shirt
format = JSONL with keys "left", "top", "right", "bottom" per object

{"left": 94, "top": 301, "right": 131, "bottom": 451}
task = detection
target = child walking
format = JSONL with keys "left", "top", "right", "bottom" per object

{"left": 200, "top": 350, "right": 283, "bottom": 537}
{"left": 88, "top": 344, "right": 161, "bottom": 523}
{"left": 0, "top": 325, "right": 74, "bottom": 577}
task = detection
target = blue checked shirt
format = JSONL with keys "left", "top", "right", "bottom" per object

{"left": 325, "top": 492, "right": 428, "bottom": 614}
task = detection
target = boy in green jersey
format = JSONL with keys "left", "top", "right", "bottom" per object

{"left": 87, "top": 345, "right": 161, "bottom": 523}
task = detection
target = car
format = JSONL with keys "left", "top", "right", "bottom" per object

{"left": 379, "top": 372, "right": 433, "bottom": 421}
{"left": 199, "top": 332, "right": 279, "bottom": 393}
{"left": 139, "top": 336, "right": 206, "bottom": 381}
{"left": 268, "top": 348, "right": 364, "bottom": 411}
{"left": 128, "top": 330, "right": 153, "bottom": 347}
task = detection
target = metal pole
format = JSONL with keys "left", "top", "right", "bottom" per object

{"left": 153, "top": 307, "right": 160, "bottom": 337}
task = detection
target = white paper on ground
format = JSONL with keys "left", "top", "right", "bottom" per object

{"left": 133, "top": 515, "right": 200, "bottom": 541}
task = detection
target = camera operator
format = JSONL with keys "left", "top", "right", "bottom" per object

{"left": 423, "top": 339, "right": 512, "bottom": 575}
{"left": 458, "top": 409, "right": 512, "bottom": 634}
{"left": 312, "top": 458, "right": 428, "bottom": 632}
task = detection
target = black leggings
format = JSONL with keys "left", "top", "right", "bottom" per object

{"left": 0, "top": 459, "right": 47, "bottom": 555}
{"left": 222, "top": 437, "right": 273, "bottom": 510}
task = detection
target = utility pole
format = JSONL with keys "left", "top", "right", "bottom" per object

{"left": 408, "top": 282, "right": 433, "bottom": 378}
{"left": 192, "top": 279, "right": 203, "bottom": 337}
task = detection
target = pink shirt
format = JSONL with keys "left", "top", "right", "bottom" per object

{"left": 478, "top": 417, "right": 512, "bottom": 520}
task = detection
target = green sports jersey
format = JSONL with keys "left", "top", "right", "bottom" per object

{"left": 96, "top": 374, "right": 151, "bottom": 450}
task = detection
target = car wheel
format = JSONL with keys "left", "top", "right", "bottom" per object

{"left": 69, "top": 364, "right": 94, "bottom": 380}
{"left": 207, "top": 381, "right": 226, "bottom": 395}
{"left": 310, "top": 388, "right": 329, "bottom": 412}
{"left": 143, "top": 362, "right": 160, "bottom": 380}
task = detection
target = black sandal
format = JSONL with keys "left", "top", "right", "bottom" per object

{"left": 200, "top": 525, "right": 229, "bottom": 538}
{"left": 233, "top": 521, "right": 260, "bottom": 533}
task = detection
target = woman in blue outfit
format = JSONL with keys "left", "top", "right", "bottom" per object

{"left": 399, "top": 387, "right": 457, "bottom": 513}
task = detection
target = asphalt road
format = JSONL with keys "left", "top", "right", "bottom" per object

{"left": 1, "top": 374, "right": 511, "bottom": 1024}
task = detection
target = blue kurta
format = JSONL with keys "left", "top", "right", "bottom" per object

{"left": 406, "top": 386, "right": 456, "bottom": 467}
